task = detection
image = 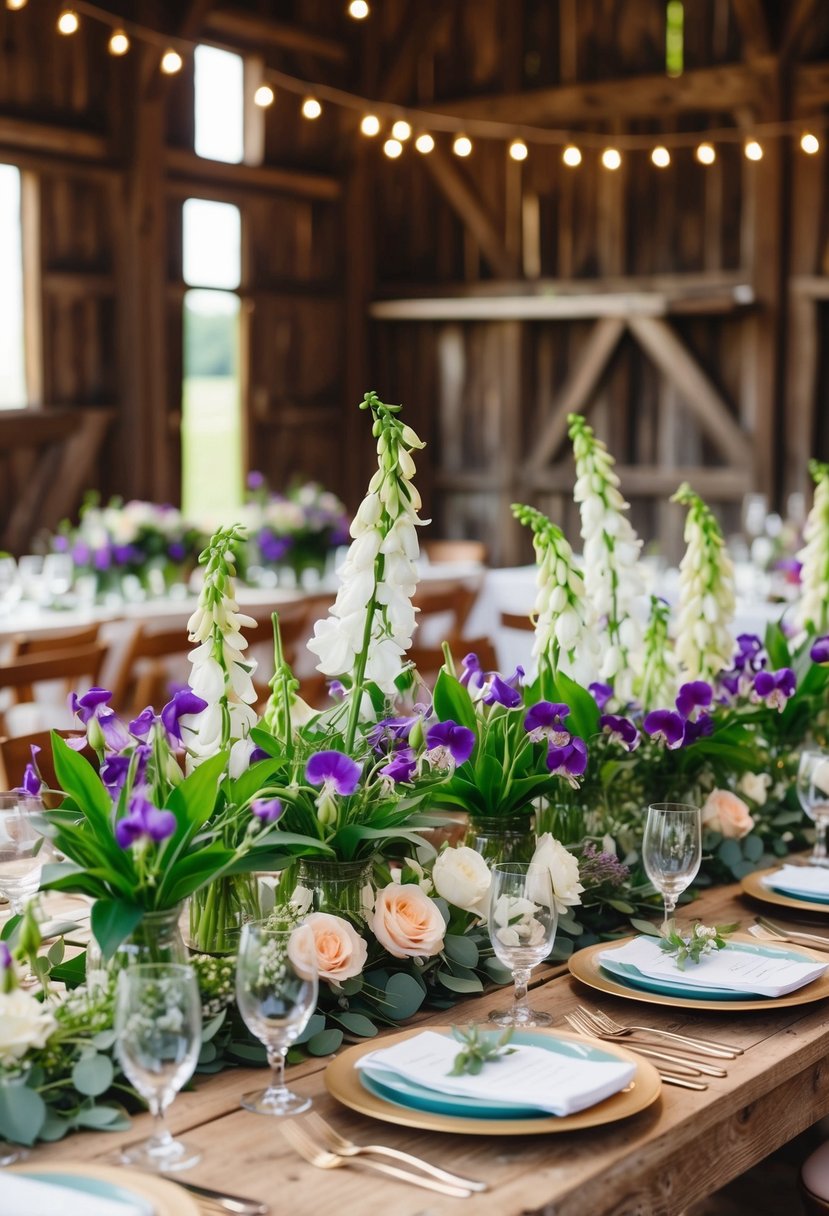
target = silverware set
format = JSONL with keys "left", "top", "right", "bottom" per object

{"left": 748, "top": 917, "right": 829, "bottom": 951}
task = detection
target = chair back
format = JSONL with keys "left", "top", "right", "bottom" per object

{"left": 413, "top": 578, "right": 482, "bottom": 649}
{"left": 500, "top": 610, "right": 535, "bottom": 632}
{"left": 7, "top": 624, "right": 104, "bottom": 704}
{"left": 0, "top": 728, "right": 92, "bottom": 799}
{"left": 422, "top": 539, "right": 486, "bottom": 565}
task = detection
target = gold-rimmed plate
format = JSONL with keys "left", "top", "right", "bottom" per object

{"left": 10, "top": 1162, "right": 201, "bottom": 1216}
{"left": 568, "top": 934, "right": 829, "bottom": 1012}
{"left": 324, "top": 1024, "right": 661, "bottom": 1135}
{"left": 741, "top": 866, "right": 829, "bottom": 916}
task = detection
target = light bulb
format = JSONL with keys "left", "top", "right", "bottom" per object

{"left": 651, "top": 145, "right": 670, "bottom": 167}
{"left": 254, "top": 85, "right": 275, "bottom": 107}
{"left": 383, "top": 138, "right": 403, "bottom": 159}
{"left": 6, "top": 0, "right": 29, "bottom": 11}
{"left": 415, "top": 133, "right": 434, "bottom": 154}
{"left": 360, "top": 114, "right": 380, "bottom": 136}
{"left": 348, "top": 0, "right": 369, "bottom": 17}
{"left": 509, "top": 139, "right": 528, "bottom": 162}
{"left": 160, "top": 49, "right": 183, "bottom": 74}
{"left": 696, "top": 142, "right": 716, "bottom": 165}
{"left": 801, "top": 132, "right": 820, "bottom": 155}
{"left": 601, "top": 147, "right": 621, "bottom": 170}
{"left": 562, "top": 144, "right": 582, "bottom": 167}
{"left": 453, "top": 135, "right": 472, "bottom": 158}
{"left": 108, "top": 29, "right": 130, "bottom": 56}
{"left": 302, "top": 97, "right": 322, "bottom": 119}
{"left": 57, "top": 8, "right": 79, "bottom": 34}
{"left": 745, "top": 140, "right": 763, "bottom": 161}
{"left": 391, "top": 120, "right": 412, "bottom": 141}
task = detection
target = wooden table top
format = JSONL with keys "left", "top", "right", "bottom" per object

{"left": 23, "top": 877, "right": 829, "bottom": 1216}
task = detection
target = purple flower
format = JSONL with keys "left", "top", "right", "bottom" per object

{"left": 115, "top": 791, "right": 176, "bottom": 848}
{"left": 482, "top": 673, "right": 522, "bottom": 708}
{"left": 600, "top": 714, "right": 639, "bottom": 751}
{"left": 460, "top": 653, "right": 485, "bottom": 691}
{"left": 251, "top": 797, "right": 283, "bottom": 824}
{"left": 367, "top": 714, "right": 419, "bottom": 753}
{"left": 247, "top": 470, "right": 266, "bottom": 490}
{"left": 19, "top": 744, "right": 43, "bottom": 796}
{"left": 579, "top": 841, "right": 630, "bottom": 890}
{"left": 425, "top": 720, "right": 475, "bottom": 769}
{"left": 129, "top": 706, "right": 156, "bottom": 739}
{"left": 100, "top": 753, "right": 131, "bottom": 794}
{"left": 260, "top": 533, "right": 293, "bottom": 563}
{"left": 250, "top": 746, "right": 269, "bottom": 764}
{"left": 734, "top": 634, "right": 764, "bottom": 669}
{"left": 683, "top": 713, "right": 714, "bottom": 744}
{"left": 306, "top": 750, "right": 362, "bottom": 796}
{"left": 589, "top": 682, "right": 613, "bottom": 711}
{"left": 93, "top": 546, "right": 112, "bottom": 572}
{"left": 70, "top": 688, "right": 131, "bottom": 752}
{"left": 71, "top": 541, "right": 91, "bottom": 566}
{"left": 753, "top": 667, "right": 796, "bottom": 712}
{"left": 167, "top": 541, "right": 187, "bottom": 562}
{"left": 161, "top": 688, "right": 208, "bottom": 742}
{"left": 643, "top": 709, "right": 685, "bottom": 749}
{"left": 811, "top": 636, "right": 829, "bottom": 665}
{"left": 546, "top": 735, "right": 588, "bottom": 783}
{"left": 524, "top": 701, "right": 571, "bottom": 745}
{"left": 380, "top": 748, "right": 418, "bottom": 784}
{"left": 676, "top": 680, "right": 713, "bottom": 721}
{"left": 52, "top": 534, "right": 69, "bottom": 553}
{"left": 328, "top": 680, "right": 347, "bottom": 699}
{"left": 0, "top": 941, "right": 10, "bottom": 971}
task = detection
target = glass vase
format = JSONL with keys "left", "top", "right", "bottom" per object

{"left": 535, "top": 801, "right": 584, "bottom": 845}
{"left": 294, "top": 858, "right": 375, "bottom": 925}
{"left": 86, "top": 905, "right": 187, "bottom": 990}
{"left": 188, "top": 874, "right": 261, "bottom": 955}
{"left": 464, "top": 813, "right": 536, "bottom": 865}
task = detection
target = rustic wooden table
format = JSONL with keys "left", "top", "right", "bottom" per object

{"left": 22, "top": 877, "right": 829, "bottom": 1216}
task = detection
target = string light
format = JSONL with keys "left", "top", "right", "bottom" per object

{"left": 745, "top": 140, "right": 763, "bottom": 161}
{"left": 651, "top": 145, "right": 670, "bottom": 168}
{"left": 453, "top": 135, "right": 472, "bottom": 157}
{"left": 302, "top": 97, "right": 322, "bottom": 119}
{"left": 160, "top": 49, "right": 183, "bottom": 74}
{"left": 509, "top": 139, "right": 528, "bottom": 161}
{"left": 108, "top": 29, "right": 130, "bottom": 56}
{"left": 57, "top": 9, "right": 79, "bottom": 34}
{"left": 601, "top": 148, "right": 622, "bottom": 170}
{"left": 5, "top": 0, "right": 29, "bottom": 10}
{"left": 562, "top": 145, "right": 582, "bottom": 167}
{"left": 415, "top": 132, "right": 435, "bottom": 154}
{"left": 360, "top": 114, "right": 380, "bottom": 136}
{"left": 254, "top": 85, "right": 275, "bottom": 108}
{"left": 391, "top": 120, "right": 412, "bottom": 141}
{"left": 801, "top": 132, "right": 820, "bottom": 155}
{"left": 348, "top": 0, "right": 369, "bottom": 17}
{"left": 696, "top": 142, "right": 716, "bottom": 165}
{"left": 383, "top": 138, "right": 403, "bottom": 159}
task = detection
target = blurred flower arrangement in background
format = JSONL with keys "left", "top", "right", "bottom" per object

{"left": 242, "top": 474, "right": 350, "bottom": 588}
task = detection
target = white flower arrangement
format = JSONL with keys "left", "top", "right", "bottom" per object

{"left": 796, "top": 460, "right": 829, "bottom": 636}
{"left": 672, "top": 482, "right": 736, "bottom": 680}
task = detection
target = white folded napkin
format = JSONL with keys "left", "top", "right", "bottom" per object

{"left": 601, "top": 935, "right": 827, "bottom": 998}
{"left": 356, "top": 1029, "right": 636, "bottom": 1116}
{"left": 1, "top": 1174, "right": 147, "bottom": 1216}
{"left": 762, "top": 864, "right": 829, "bottom": 899}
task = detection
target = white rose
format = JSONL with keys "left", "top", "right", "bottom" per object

{"left": 432, "top": 846, "right": 491, "bottom": 915}
{"left": 0, "top": 989, "right": 56, "bottom": 1065}
{"left": 737, "top": 772, "right": 772, "bottom": 806}
{"left": 701, "top": 790, "right": 755, "bottom": 839}
{"left": 531, "top": 833, "right": 585, "bottom": 915}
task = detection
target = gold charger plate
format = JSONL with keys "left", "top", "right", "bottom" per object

{"left": 568, "top": 934, "right": 829, "bottom": 1012}
{"left": 10, "top": 1161, "right": 201, "bottom": 1216}
{"left": 324, "top": 1024, "right": 661, "bottom": 1135}
{"left": 741, "top": 866, "right": 829, "bottom": 916}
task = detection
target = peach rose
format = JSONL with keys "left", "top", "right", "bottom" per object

{"left": 701, "top": 789, "right": 755, "bottom": 839}
{"left": 304, "top": 912, "right": 368, "bottom": 983}
{"left": 371, "top": 883, "right": 445, "bottom": 959}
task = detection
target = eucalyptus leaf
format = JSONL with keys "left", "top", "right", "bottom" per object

{"left": 384, "top": 972, "right": 427, "bottom": 1019}
{"left": 717, "top": 839, "right": 743, "bottom": 868}
{"left": 334, "top": 1011, "right": 378, "bottom": 1037}
{"left": 437, "top": 969, "right": 482, "bottom": 993}
{"left": 307, "top": 1028, "right": 343, "bottom": 1056}
{"left": 0, "top": 1085, "right": 46, "bottom": 1146}
{"left": 294, "top": 1012, "right": 326, "bottom": 1045}
{"left": 74, "top": 1104, "right": 123, "bottom": 1129}
{"left": 443, "top": 934, "right": 479, "bottom": 969}
{"left": 743, "top": 834, "right": 765, "bottom": 863}
{"left": 72, "top": 1052, "right": 114, "bottom": 1097}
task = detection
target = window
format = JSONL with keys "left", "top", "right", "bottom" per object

{"left": 194, "top": 46, "right": 244, "bottom": 164}
{"left": 0, "top": 164, "right": 27, "bottom": 409}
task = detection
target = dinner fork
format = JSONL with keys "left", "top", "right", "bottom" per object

{"left": 562, "top": 1014, "right": 707, "bottom": 1091}
{"left": 303, "top": 1112, "right": 487, "bottom": 1191}
{"left": 753, "top": 917, "right": 829, "bottom": 950}
{"left": 281, "top": 1119, "right": 473, "bottom": 1198}
{"left": 576, "top": 1006, "right": 741, "bottom": 1057}
{"left": 564, "top": 1012, "right": 724, "bottom": 1076}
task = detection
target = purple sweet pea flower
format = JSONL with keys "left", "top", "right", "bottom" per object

{"left": 683, "top": 713, "right": 714, "bottom": 745}
{"left": 167, "top": 541, "right": 187, "bottom": 562}
{"left": 71, "top": 541, "right": 91, "bottom": 566}
{"left": 481, "top": 673, "right": 522, "bottom": 708}
{"left": 753, "top": 667, "right": 796, "bottom": 711}
{"left": 70, "top": 688, "right": 131, "bottom": 752}
{"left": 811, "top": 636, "right": 829, "bottom": 665}
{"left": 93, "top": 546, "right": 113, "bottom": 572}
{"left": 367, "top": 714, "right": 419, "bottom": 753}
{"left": 115, "top": 791, "right": 176, "bottom": 849}
{"left": 0, "top": 941, "right": 10, "bottom": 970}
{"left": 600, "top": 714, "right": 639, "bottom": 751}
{"left": 460, "top": 653, "right": 485, "bottom": 691}
{"left": 589, "top": 682, "right": 614, "bottom": 711}
{"left": 734, "top": 633, "right": 764, "bottom": 668}
{"left": 546, "top": 735, "right": 588, "bottom": 785}
{"left": 19, "top": 743, "right": 43, "bottom": 796}
{"left": 129, "top": 706, "right": 156, "bottom": 739}
{"left": 251, "top": 797, "right": 283, "bottom": 824}
{"left": 100, "top": 753, "right": 131, "bottom": 794}
{"left": 328, "top": 679, "right": 347, "bottom": 700}
{"left": 305, "top": 750, "right": 362, "bottom": 796}
{"left": 247, "top": 470, "right": 266, "bottom": 490}
{"left": 675, "top": 680, "right": 713, "bottom": 721}
{"left": 643, "top": 709, "right": 686, "bottom": 749}
{"left": 161, "top": 688, "right": 208, "bottom": 742}
{"left": 52, "top": 534, "right": 69, "bottom": 553}
{"left": 425, "top": 720, "right": 475, "bottom": 770}
{"left": 250, "top": 746, "right": 269, "bottom": 764}
{"left": 380, "top": 747, "right": 418, "bottom": 784}
{"left": 524, "top": 701, "right": 571, "bottom": 746}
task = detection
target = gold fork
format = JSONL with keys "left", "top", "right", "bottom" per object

{"left": 755, "top": 917, "right": 829, "bottom": 950}
{"left": 564, "top": 1012, "right": 722, "bottom": 1076}
{"left": 563, "top": 1013, "right": 708, "bottom": 1091}
{"left": 576, "top": 1006, "right": 740, "bottom": 1057}
{"left": 303, "top": 1112, "right": 487, "bottom": 1191}
{"left": 280, "top": 1119, "right": 473, "bottom": 1198}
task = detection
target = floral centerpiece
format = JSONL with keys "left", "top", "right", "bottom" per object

{"left": 243, "top": 474, "right": 349, "bottom": 586}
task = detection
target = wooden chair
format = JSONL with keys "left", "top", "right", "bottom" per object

{"left": 422, "top": 539, "right": 487, "bottom": 565}
{"left": 407, "top": 635, "right": 498, "bottom": 689}
{"left": 500, "top": 610, "right": 535, "bottom": 631}
{"left": 412, "top": 578, "right": 483, "bottom": 650}
{"left": 7, "top": 623, "right": 103, "bottom": 704}
{"left": 0, "top": 642, "right": 108, "bottom": 740}
{"left": 0, "top": 727, "right": 92, "bottom": 798}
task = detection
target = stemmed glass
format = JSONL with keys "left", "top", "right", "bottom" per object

{"left": 487, "top": 862, "right": 557, "bottom": 1027}
{"left": 642, "top": 802, "right": 702, "bottom": 932}
{"left": 797, "top": 749, "right": 829, "bottom": 867}
{"left": 0, "top": 793, "right": 53, "bottom": 916}
{"left": 114, "top": 963, "right": 202, "bottom": 1172}
{"left": 235, "top": 921, "right": 318, "bottom": 1116}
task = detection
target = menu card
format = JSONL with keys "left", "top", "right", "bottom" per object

{"left": 601, "top": 935, "right": 827, "bottom": 998}
{"left": 762, "top": 864, "right": 829, "bottom": 900}
{"left": 356, "top": 1029, "right": 636, "bottom": 1116}
{"left": 2, "top": 1175, "right": 144, "bottom": 1216}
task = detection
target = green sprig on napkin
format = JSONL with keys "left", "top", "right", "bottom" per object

{"left": 658, "top": 922, "right": 737, "bottom": 970}
{"left": 449, "top": 1024, "right": 516, "bottom": 1076}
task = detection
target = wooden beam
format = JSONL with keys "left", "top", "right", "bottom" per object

{"left": 791, "top": 275, "right": 829, "bottom": 298}
{"left": 731, "top": 0, "right": 772, "bottom": 59}
{"left": 376, "top": 1, "right": 454, "bottom": 100}
{"left": 527, "top": 463, "right": 752, "bottom": 500}
{"left": 203, "top": 9, "right": 347, "bottom": 63}
{"left": 0, "top": 117, "right": 107, "bottom": 160}
{"left": 781, "top": 0, "right": 819, "bottom": 61}
{"left": 794, "top": 62, "right": 829, "bottom": 110}
{"left": 785, "top": 295, "right": 819, "bottom": 499}
{"left": 524, "top": 317, "right": 626, "bottom": 472}
{"left": 421, "top": 145, "right": 518, "bottom": 279}
{"left": 627, "top": 315, "right": 751, "bottom": 469}
{"left": 373, "top": 270, "right": 755, "bottom": 301}
{"left": 165, "top": 148, "right": 341, "bottom": 201}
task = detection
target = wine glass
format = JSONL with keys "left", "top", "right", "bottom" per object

{"left": 642, "top": 802, "right": 702, "bottom": 933}
{"left": 114, "top": 963, "right": 202, "bottom": 1172}
{"left": 797, "top": 749, "right": 829, "bottom": 867}
{"left": 235, "top": 921, "right": 318, "bottom": 1116}
{"left": 487, "top": 862, "right": 557, "bottom": 1027}
{"left": 0, "top": 794, "right": 53, "bottom": 916}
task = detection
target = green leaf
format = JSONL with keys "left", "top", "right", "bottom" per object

{"left": 201, "top": 1011, "right": 227, "bottom": 1043}
{"left": 161, "top": 845, "right": 237, "bottom": 905}
{"left": 743, "top": 834, "right": 765, "bottom": 863}
{"left": 72, "top": 1053, "right": 114, "bottom": 1097}
{"left": 74, "top": 1104, "right": 123, "bottom": 1129}
{"left": 51, "top": 732, "right": 115, "bottom": 840}
{"left": 443, "top": 934, "right": 480, "bottom": 969}
{"left": 482, "top": 957, "right": 513, "bottom": 984}
{"left": 47, "top": 939, "right": 65, "bottom": 966}
{"left": 630, "top": 918, "right": 661, "bottom": 936}
{"left": 50, "top": 952, "right": 88, "bottom": 988}
{"left": 437, "top": 969, "right": 482, "bottom": 993}
{"left": 295, "top": 1013, "right": 326, "bottom": 1046}
{"left": 717, "top": 839, "right": 742, "bottom": 868}
{"left": 334, "top": 1011, "right": 378, "bottom": 1037}
{"left": 92, "top": 1029, "right": 117, "bottom": 1050}
{"left": 90, "top": 899, "right": 144, "bottom": 961}
{"left": 0, "top": 1086, "right": 46, "bottom": 1145}
{"left": 433, "top": 669, "right": 478, "bottom": 733}
{"left": 307, "top": 1028, "right": 343, "bottom": 1056}
{"left": 38, "top": 1112, "right": 72, "bottom": 1142}
{"left": 384, "top": 972, "right": 427, "bottom": 1019}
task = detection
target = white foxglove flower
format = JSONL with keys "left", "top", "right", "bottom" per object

{"left": 638, "top": 595, "right": 677, "bottom": 710}
{"left": 796, "top": 460, "right": 829, "bottom": 636}
{"left": 672, "top": 483, "right": 735, "bottom": 680}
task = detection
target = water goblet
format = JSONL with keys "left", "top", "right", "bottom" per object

{"left": 487, "top": 862, "right": 557, "bottom": 1027}
{"left": 642, "top": 802, "right": 702, "bottom": 933}
{"left": 0, "top": 793, "right": 53, "bottom": 916}
{"left": 797, "top": 749, "right": 829, "bottom": 867}
{"left": 114, "top": 963, "right": 202, "bottom": 1172}
{"left": 235, "top": 921, "right": 318, "bottom": 1116}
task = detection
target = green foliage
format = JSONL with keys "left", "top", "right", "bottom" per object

{"left": 449, "top": 1025, "right": 515, "bottom": 1076}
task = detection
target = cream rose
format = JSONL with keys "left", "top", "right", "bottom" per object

{"left": 531, "top": 833, "right": 584, "bottom": 915}
{"left": 371, "top": 883, "right": 445, "bottom": 959}
{"left": 0, "top": 989, "right": 56, "bottom": 1065}
{"left": 701, "top": 789, "right": 755, "bottom": 839}
{"left": 304, "top": 912, "right": 368, "bottom": 983}
{"left": 737, "top": 772, "right": 772, "bottom": 806}
{"left": 432, "top": 846, "right": 491, "bottom": 915}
